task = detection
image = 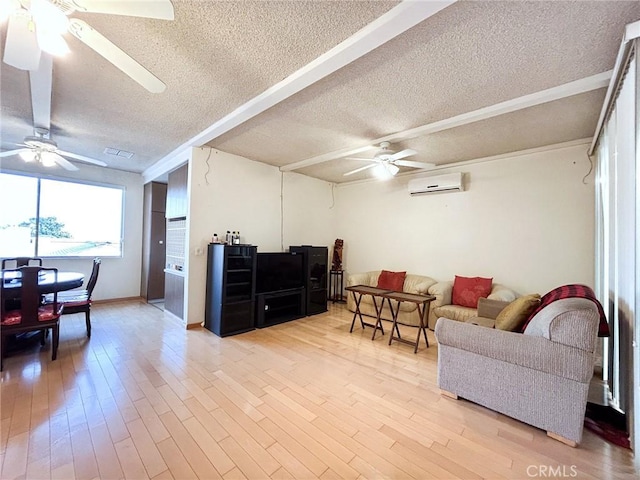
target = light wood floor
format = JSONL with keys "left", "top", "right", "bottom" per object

{"left": 1, "top": 300, "right": 637, "bottom": 480}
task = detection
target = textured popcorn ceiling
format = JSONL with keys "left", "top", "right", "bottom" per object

{"left": 0, "top": 1, "right": 398, "bottom": 171}
{"left": 296, "top": 89, "right": 606, "bottom": 183}
{"left": 1, "top": 1, "right": 639, "bottom": 182}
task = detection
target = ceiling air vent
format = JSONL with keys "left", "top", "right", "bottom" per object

{"left": 104, "top": 147, "right": 134, "bottom": 159}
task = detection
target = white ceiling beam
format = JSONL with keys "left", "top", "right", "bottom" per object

{"left": 29, "top": 54, "right": 53, "bottom": 131}
{"left": 142, "top": 0, "right": 458, "bottom": 182}
{"left": 281, "top": 70, "right": 612, "bottom": 172}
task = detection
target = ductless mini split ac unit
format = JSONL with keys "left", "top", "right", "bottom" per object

{"left": 408, "top": 172, "right": 464, "bottom": 195}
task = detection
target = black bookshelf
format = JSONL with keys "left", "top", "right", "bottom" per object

{"left": 289, "top": 245, "right": 328, "bottom": 315}
{"left": 204, "top": 244, "right": 257, "bottom": 337}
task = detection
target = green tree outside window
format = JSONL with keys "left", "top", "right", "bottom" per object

{"left": 19, "top": 216, "right": 71, "bottom": 238}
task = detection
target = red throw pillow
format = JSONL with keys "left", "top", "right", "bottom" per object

{"left": 452, "top": 275, "right": 493, "bottom": 308}
{"left": 377, "top": 270, "right": 406, "bottom": 291}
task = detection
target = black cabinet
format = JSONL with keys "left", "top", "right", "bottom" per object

{"left": 255, "top": 288, "right": 305, "bottom": 328}
{"left": 164, "top": 272, "right": 184, "bottom": 318}
{"left": 205, "top": 244, "right": 257, "bottom": 337}
{"left": 166, "top": 164, "right": 188, "bottom": 219}
{"left": 141, "top": 181, "right": 166, "bottom": 302}
{"left": 289, "top": 246, "right": 328, "bottom": 315}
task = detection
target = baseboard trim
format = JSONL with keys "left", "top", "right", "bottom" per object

{"left": 186, "top": 322, "right": 202, "bottom": 330}
{"left": 93, "top": 296, "right": 145, "bottom": 304}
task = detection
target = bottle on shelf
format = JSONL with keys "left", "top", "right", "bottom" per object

{"left": 225, "top": 231, "right": 231, "bottom": 244}
{"left": 212, "top": 233, "right": 219, "bottom": 244}
{"left": 233, "top": 231, "right": 241, "bottom": 245}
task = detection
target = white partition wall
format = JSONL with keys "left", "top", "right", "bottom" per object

{"left": 184, "top": 147, "right": 335, "bottom": 328}
{"left": 592, "top": 25, "right": 639, "bottom": 458}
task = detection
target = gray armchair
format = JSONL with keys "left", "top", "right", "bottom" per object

{"left": 435, "top": 297, "right": 600, "bottom": 446}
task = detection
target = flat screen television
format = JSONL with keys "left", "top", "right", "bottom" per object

{"left": 256, "top": 252, "right": 304, "bottom": 294}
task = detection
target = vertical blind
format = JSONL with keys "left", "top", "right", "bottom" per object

{"left": 593, "top": 40, "right": 638, "bottom": 453}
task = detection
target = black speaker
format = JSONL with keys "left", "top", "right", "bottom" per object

{"left": 289, "top": 246, "right": 328, "bottom": 316}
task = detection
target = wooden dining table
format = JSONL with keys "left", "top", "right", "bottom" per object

{"left": 1, "top": 271, "right": 85, "bottom": 300}
{"left": 1, "top": 270, "right": 85, "bottom": 354}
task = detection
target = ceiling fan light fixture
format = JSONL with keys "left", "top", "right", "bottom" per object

{"left": 40, "top": 151, "right": 57, "bottom": 167}
{"left": 38, "top": 29, "right": 70, "bottom": 56}
{"left": 18, "top": 146, "right": 57, "bottom": 167}
{"left": 31, "top": 0, "right": 69, "bottom": 34}
{"left": 19, "top": 149, "right": 37, "bottom": 163}
{"left": 373, "top": 163, "right": 399, "bottom": 180}
{"left": 24, "top": 135, "right": 57, "bottom": 151}
{"left": 387, "top": 164, "right": 400, "bottom": 176}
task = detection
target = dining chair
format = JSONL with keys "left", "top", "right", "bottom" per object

{"left": 44, "top": 258, "right": 101, "bottom": 338}
{"left": 1, "top": 257, "right": 44, "bottom": 269}
{"left": 1, "top": 266, "right": 63, "bottom": 371}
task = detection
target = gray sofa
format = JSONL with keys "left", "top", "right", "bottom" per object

{"left": 429, "top": 281, "right": 517, "bottom": 329}
{"left": 346, "top": 272, "right": 517, "bottom": 330}
{"left": 435, "top": 297, "right": 600, "bottom": 446}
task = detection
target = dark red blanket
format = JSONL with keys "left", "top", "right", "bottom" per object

{"left": 521, "top": 284, "right": 610, "bottom": 337}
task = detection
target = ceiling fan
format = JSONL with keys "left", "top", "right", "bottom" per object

{"left": 0, "top": 128, "right": 107, "bottom": 171}
{"left": 1, "top": 0, "right": 174, "bottom": 93}
{"left": 343, "top": 142, "right": 435, "bottom": 178}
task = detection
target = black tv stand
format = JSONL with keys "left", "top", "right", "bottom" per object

{"left": 256, "top": 287, "right": 305, "bottom": 328}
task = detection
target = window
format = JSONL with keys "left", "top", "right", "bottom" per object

{"left": 0, "top": 172, "right": 124, "bottom": 257}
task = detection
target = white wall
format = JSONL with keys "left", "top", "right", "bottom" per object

{"left": 4, "top": 140, "right": 593, "bottom": 313}
{"left": 0, "top": 158, "right": 144, "bottom": 300}
{"left": 334, "top": 143, "right": 595, "bottom": 295}
{"left": 185, "top": 148, "right": 335, "bottom": 326}
{"left": 282, "top": 172, "right": 336, "bottom": 249}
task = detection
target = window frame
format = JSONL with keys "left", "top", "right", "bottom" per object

{"left": 0, "top": 169, "right": 126, "bottom": 259}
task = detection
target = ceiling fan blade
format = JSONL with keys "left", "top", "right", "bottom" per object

{"left": 68, "top": 19, "right": 167, "bottom": 93}
{"left": 29, "top": 54, "right": 53, "bottom": 131}
{"left": 394, "top": 160, "right": 436, "bottom": 169}
{"left": 51, "top": 153, "right": 79, "bottom": 171}
{"left": 344, "top": 157, "right": 381, "bottom": 163}
{"left": 343, "top": 163, "right": 377, "bottom": 176}
{"left": 0, "top": 148, "right": 30, "bottom": 158}
{"left": 3, "top": 11, "right": 42, "bottom": 70}
{"left": 73, "top": 0, "right": 175, "bottom": 20}
{"left": 389, "top": 149, "right": 417, "bottom": 161}
{"left": 57, "top": 149, "right": 107, "bottom": 167}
